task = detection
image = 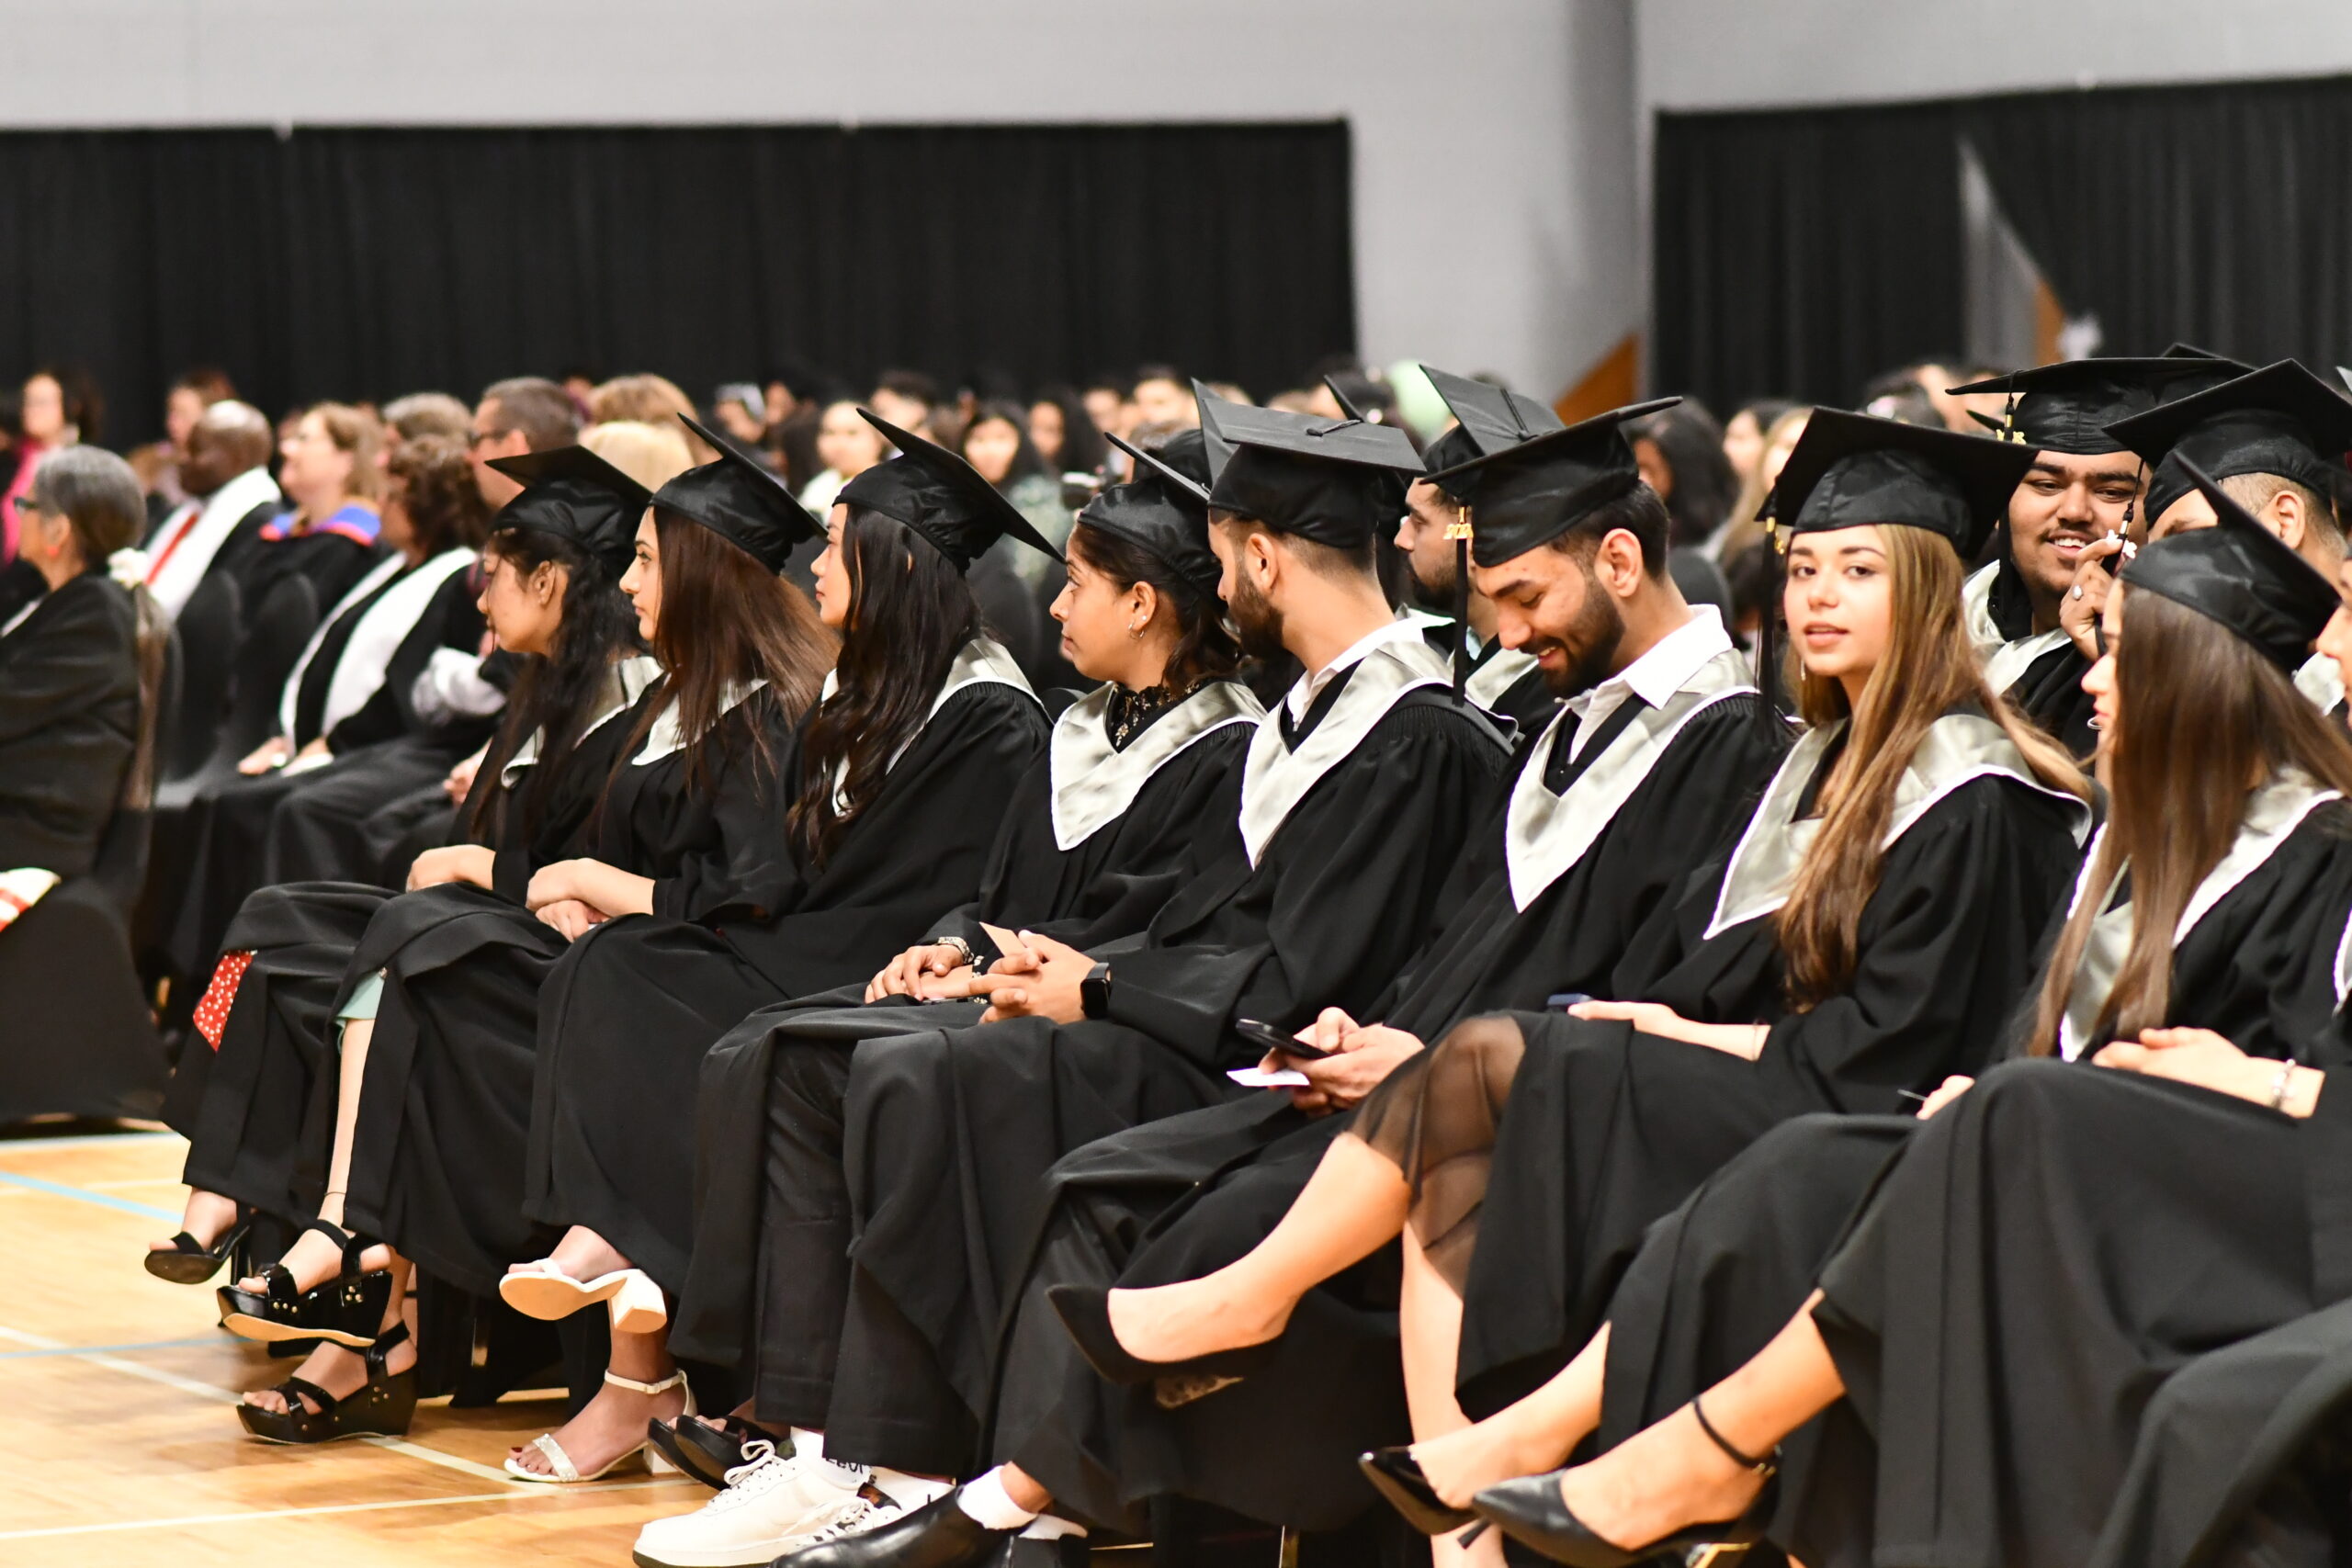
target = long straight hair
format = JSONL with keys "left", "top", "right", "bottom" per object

{"left": 2026, "top": 590, "right": 2352, "bottom": 1053}
{"left": 786, "top": 508, "right": 979, "bottom": 870}
{"left": 1774, "top": 524, "right": 2087, "bottom": 1008}
{"left": 468, "top": 527, "right": 642, "bottom": 842}
{"left": 616, "top": 509, "right": 835, "bottom": 792}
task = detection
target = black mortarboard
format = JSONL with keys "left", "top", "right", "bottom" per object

{"left": 1419, "top": 366, "right": 1565, "bottom": 504}
{"left": 1422, "top": 398, "right": 1681, "bottom": 568}
{"left": 486, "top": 445, "right": 652, "bottom": 574}
{"left": 1195, "top": 383, "right": 1423, "bottom": 549}
{"left": 2120, "top": 456, "right": 2340, "bottom": 673}
{"left": 843, "top": 409, "right": 1062, "bottom": 571}
{"left": 1766, "top": 408, "right": 2034, "bottom": 560}
{"left": 650, "top": 413, "right": 821, "bottom": 573}
{"left": 2102, "top": 359, "right": 2352, "bottom": 525}
{"left": 1091, "top": 430, "right": 1221, "bottom": 592}
{"left": 1946, "top": 358, "right": 2231, "bottom": 455}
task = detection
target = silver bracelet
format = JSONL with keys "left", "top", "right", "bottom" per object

{"left": 2269, "top": 1059, "right": 2298, "bottom": 1111}
{"left": 933, "top": 935, "right": 975, "bottom": 966}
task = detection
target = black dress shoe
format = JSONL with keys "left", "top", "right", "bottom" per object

{"left": 1359, "top": 1447, "right": 1477, "bottom": 1535}
{"left": 1471, "top": 1472, "right": 1775, "bottom": 1568}
{"left": 1045, "top": 1283, "right": 1280, "bottom": 1388}
{"left": 648, "top": 1415, "right": 764, "bottom": 1490}
{"left": 216, "top": 1220, "right": 390, "bottom": 1348}
{"left": 778, "top": 1492, "right": 1011, "bottom": 1568}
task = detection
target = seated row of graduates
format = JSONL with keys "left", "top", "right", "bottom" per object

{"left": 147, "top": 349, "right": 2352, "bottom": 1568}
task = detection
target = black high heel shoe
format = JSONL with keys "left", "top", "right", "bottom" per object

{"left": 217, "top": 1219, "right": 391, "bottom": 1348}
{"left": 144, "top": 1205, "right": 251, "bottom": 1285}
{"left": 1359, "top": 1447, "right": 1478, "bottom": 1535}
{"left": 1046, "top": 1283, "right": 1282, "bottom": 1387}
{"left": 1470, "top": 1396, "right": 1779, "bottom": 1568}
{"left": 237, "top": 1323, "right": 417, "bottom": 1444}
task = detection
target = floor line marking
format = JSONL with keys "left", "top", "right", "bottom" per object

{"left": 0, "top": 1335, "right": 222, "bottom": 1359}
{"left": 0, "top": 1168, "right": 178, "bottom": 1221}
{"left": 0, "top": 1477, "right": 690, "bottom": 1540}
{"left": 0, "top": 1129, "right": 179, "bottom": 1152}
{"left": 0, "top": 1323, "right": 528, "bottom": 1485}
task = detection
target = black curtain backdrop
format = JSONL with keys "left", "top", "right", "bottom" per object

{"left": 1653, "top": 73, "right": 2352, "bottom": 415}
{"left": 0, "top": 122, "right": 1355, "bottom": 447}
{"left": 1652, "top": 100, "right": 1963, "bottom": 416}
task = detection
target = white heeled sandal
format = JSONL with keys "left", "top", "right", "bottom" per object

{"left": 503, "top": 1368, "right": 695, "bottom": 1483}
{"left": 498, "top": 1259, "right": 669, "bottom": 1335}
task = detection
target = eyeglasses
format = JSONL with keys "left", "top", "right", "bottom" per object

{"left": 9, "top": 494, "right": 44, "bottom": 518}
{"left": 468, "top": 427, "right": 509, "bottom": 448}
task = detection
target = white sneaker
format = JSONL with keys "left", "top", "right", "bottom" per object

{"left": 631, "top": 1441, "right": 874, "bottom": 1568}
{"left": 777, "top": 1493, "right": 907, "bottom": 1556}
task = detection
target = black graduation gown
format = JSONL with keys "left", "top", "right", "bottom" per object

{"left": 522, "top": 652, "right": 1048, "bottom": 1295}
{"left": 0, "top": 571, "right": 137, "bottom": 876}
{"left": 162, "top": 663, "right": 656, "bottom": 1234}
{"left": 232, "top": 516, "right": 383, "bottom": 620}
{"left": 264, "top": 577, "right": 505, "bottom": 886}
{"left": 664, "top": 682, "right": 1261, "bottom": 1412}
{"left": 1970, "top": 549, "right": 2097, "bottom": 756}
{"left": 812, "top": 648, "right": 1514, "bottom": 1476}
{"left": 1592, "top": 793, "right": 2352, "bottom": 1568}
{"left": 1450, "top": 711, "right": 2088, "bottom": 1420}
{"left": 1001, "top": 663, "right": 1791, "bottom": 1531}
{"left": 1770, "top": 807, "right": 2352, "bottom": 1568}
{"left": 164, "top": 558, "right": 483, "bottom": 980}
{"left": 337, "top": 678, "right": 804, "bottom": 1294}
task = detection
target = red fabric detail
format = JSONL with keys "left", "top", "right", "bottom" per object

{"left": 193, "top": 950, "right": 254, "bottom": 1051}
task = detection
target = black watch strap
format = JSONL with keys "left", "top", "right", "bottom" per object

{"left": 1081, "top": 962, "right": 1113, "bottom": 1021}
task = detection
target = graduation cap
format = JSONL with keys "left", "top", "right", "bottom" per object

{"left": 1418, "top": 366, "right": 1566, "bottom": 503}
{"left": 2101, "top": 359, "right": 2352, "bottom": 526}
{"left": 1946, "top": 358, "right": 2233, "bottom": 456}
{"left": 1765, "top": 407, "right": 2035, "bottom": 561}
{"left": 648, "top": 413, "right": 821, "bottom": 573}
{"left": 2119, "top": 455, "right": 2341, "bottom": 674}
{"left": 485, "top": 445, "right": 652, "bottom": 575}
{"left": 1194, "top": 383, "right": 1423, "bottom": 549}
{"left": 1421, "top": 397, "right": 1681, "bottom": 568}
{"left": 1090, "top": 430, "right": 1221, "bottom": 592}
{"left": 844, "top": 409, "right": 1064, "bottom": 571}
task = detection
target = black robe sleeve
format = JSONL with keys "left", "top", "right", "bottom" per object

{"left": 710, "top": 683, "right": 1051, "bottom": 997}
{"left": 940, "top": 723, "right": 1250, "bottom": 964}
{"left": 1102, "top": 694, "right": 1515, "bottom": 1067}
{"left": 1745, "top": 778, "right": 2087, "bottom": 1113}
{"left": 482, "top": 700, "right": 647, "bottom": 905}
{"left": 647, "top": 692, "right": 806, "bottom": 925}
{"left": 0, "top": 574, "right": 139, "bottom": 876}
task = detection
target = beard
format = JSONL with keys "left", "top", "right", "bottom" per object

{"left": 1226, "top": 570, "right": 1288, "bottom": 662}
{"left": 1407, "top": 550, "right": 1457, "bottom": 613}
{"left": 1532, "top": 580, "right": 1626, "bottom": 697}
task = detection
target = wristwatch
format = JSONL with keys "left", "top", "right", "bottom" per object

{"left": 1081, "top": 962, "right": 1114, "bottom": 1021}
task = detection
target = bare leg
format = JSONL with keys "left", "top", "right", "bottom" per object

{"left": 1551, "top": 1292, "right": 1845, "bottom": 1550}
{"left": 232, "top": 1016, "right": 390, "bottom": 1292}
{"left": 541, "top": 1223, "right": 633, "bottom": 1280}
{"left": 1414, "top": 1325, "right": 1608, "bottom": 1507}
{"left": 152, "top": 1187, "right": 243, "bottom": 1253}
{"left": 1104, "top": 1133, "right": 1410, "bottom": 1362}
{"left": 241, "top": 1252, "right": 417, "bottom": 1415}
{"left": 507, "top": 1324, "right": 687, "bottom": 1476}
{"left": 1399, "top": 1231, "right": 1506, "bottom": 1568}
{"left": 999, "top": 1463, "right": 1052, "bottom": 1513}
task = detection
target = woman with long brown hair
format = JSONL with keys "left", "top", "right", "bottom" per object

{"left": 149, "top": 445, "right": 658, "bottom": 1290}
{"left": 203, "top": 427, "right": 835, "bottom": 1447}
{"left": 492, "top": 411, "right": 1057, "bottom": 1483}
{"left": 1047, "top": 412, "right": 2090, "bottom": 1563}
{"left": 1456, "top": 467, "right": 2352, "bottom": 1568}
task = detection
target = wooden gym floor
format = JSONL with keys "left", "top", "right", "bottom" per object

{"left": 0, "top": 1124, "right": 705, "bottom": 1566}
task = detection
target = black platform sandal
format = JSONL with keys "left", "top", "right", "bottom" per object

{"left": 237, "top": 1323, "right": 417, "bottom": 1445}
{"left": 648, "top": 1415, "right": 773, "bottom": 1490}
{"left": 1359, "top": 1447, "right": 1478, "bottom": 1535}
{"left": 1469, "top": 1395, "right": 1779, "bottom": 1568}
{"left": 144, "top": 1206, "right": 252, "bottom": 1285}
{"left": 1046, "top": 1283, "right": 1281, "bottom": 1389}
{"left": 217, "top": 1219, "right": 391, "bottom": 1348}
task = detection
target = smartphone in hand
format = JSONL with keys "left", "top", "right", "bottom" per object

{"left": 1235, "top": 1016, "right": 1336, "bottom": 1060}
